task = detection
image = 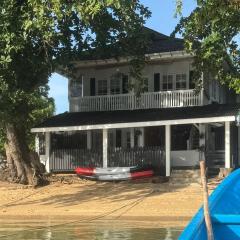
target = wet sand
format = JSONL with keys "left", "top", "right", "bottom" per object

{"left": 0, "top": 179, "right": 209, "bottom": 227}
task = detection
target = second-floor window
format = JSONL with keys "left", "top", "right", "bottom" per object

{"left": 162, "top": 74, "right": 174, "bottom": 91}
{"left": 98, "top": 80, "right": 108, "bottom": 95}
{"left": 70, "top": 78, "right": 83, "bottom": 97}
{"left": 110, "top": 78, "right": 121, "bottom": 95}
{"left": 176, "top": 73, "right": 187, "bottom": 90}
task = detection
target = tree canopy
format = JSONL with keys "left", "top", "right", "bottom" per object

{"left": 174, "top": 0, "right": 240, "bottom": 92}
{"left": 0, "top": 0, "right": 150, "bottom": 184}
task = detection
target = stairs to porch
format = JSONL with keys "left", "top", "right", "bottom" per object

{"left": 206, "top": 151, "right": 225, "bottom": 176}
{"left": 169, "top": 169, "right": 201, "bottom": 186}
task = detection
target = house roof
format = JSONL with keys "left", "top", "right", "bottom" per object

{"left": 32, "top": 104, "right": 240, "bottom": 132}
{"left": 143, "top": 27, "right": 185, "bottom": 54}
{"left": 80, "top": 27, "right": 185, "bottom": 61}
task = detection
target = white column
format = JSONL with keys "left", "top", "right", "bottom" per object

{"left": 45, "top": 132, "right": 51, "bottom": 173}
{"left": 225, "top": 121, "right": 231, "bottom": 168}
{"left": 130, "top": 128, "right": 134, "bottom": 148}
{"left": 87, "top": 131, "right": 91, "bottom": 150}
{"left": 139, "top": 128, "right": 145, "bottom": 147}
{"left": 35, "top": 135, "right": 40, "bottom": 155}
{"left": 165, "top": 125, "right": 171, "bottom": 177}
{"left": 103, "top": 129, "right": 108, "bottom": 168}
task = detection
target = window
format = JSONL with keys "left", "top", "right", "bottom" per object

{"left": 110, "top": 78, "right": 121, "bottom": 95}
{"left": 162, "top": 74, "right": 173, "bottom": 91}
{"left": 70, "top": 78, "right": 83, "bottom": 97}
{"left": 176, "top": 73, "right": 187, "bottom": 90}
{"left": 98, "top": 80, "right": 108, "bottom": 95}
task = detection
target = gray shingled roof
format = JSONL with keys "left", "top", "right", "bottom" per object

{"left": 80, "top": 27, "right": 185, "bottom": 61}
{"left": 143, "top": 27, "right": 185, "bottom": 54}
{"left": 34, "top": 104, "right": 239, "bottom": 129}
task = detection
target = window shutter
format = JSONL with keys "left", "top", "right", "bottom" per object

{"left": 154, "top": 73, "right": 160, "bottom": 92}
{"left": 122, "top": 74, "right": 129, "bottom": 94}
{"left": 90, "top": 78, "right": 96, "bottom": 96}
{"left": 189, "top": 71, "right": 195, "bottom": 89}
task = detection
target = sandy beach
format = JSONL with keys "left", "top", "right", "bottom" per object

{"left": 0, "top": 175, "right": 215, "bottom": 228}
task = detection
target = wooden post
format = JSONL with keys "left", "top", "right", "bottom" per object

{"left": 103, "top": 129, "right": 108, "bottom": 168}
{"left": 238, "top": 126, "right": 240, "bottom": 166}
{"left": 225, "top": 121, "right": 231, "bottom": 168}
{"left": 200, "top": 160, "right": 214, "bottom": 240}
{"left": 165, "top": 125, "right": 171, "bottom": 177}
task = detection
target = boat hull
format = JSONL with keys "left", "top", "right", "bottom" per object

{"left": 75, "top": 167, "right": 154, "bottom": 181}
{"left": 179, "top": 168, "right": 240, "bottom": 240}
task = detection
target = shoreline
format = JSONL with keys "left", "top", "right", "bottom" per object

{"left": 0, "top": 179, "right": 206, "bottom": 228}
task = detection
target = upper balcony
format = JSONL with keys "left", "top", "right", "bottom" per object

{"left": 70, "top": 89, "right": 204, "bottom": 112}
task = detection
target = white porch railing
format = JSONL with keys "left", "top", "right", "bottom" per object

{"left": 70, "top": 89, "right": 203, "bottom": 112}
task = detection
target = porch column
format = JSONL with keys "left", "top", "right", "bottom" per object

{"left": 139, "top": 128, "right": 144, "bottom": 147}
{"left": 35, "top": 134, "right": 39, "bottom": 155}
{"left": 103, "top": 129, "right": 108, "bottom": 168}
{"left": 45, "top": 132, "right": 51, "bottom": 173}
{"left": 87, "top": 131, "right": 92, "bottom": 150}
{"left": 130, "top": 128, "right": 134, "bottom": 148}
{"left": 165, "top": 125, "right": 171, "bottom": 177}
{"left": 225, "top": 121, "right": 231, "bottom": 168}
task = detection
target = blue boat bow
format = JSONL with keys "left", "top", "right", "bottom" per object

{"left": 179, "top": 168, "right": 240, "bottom": 240}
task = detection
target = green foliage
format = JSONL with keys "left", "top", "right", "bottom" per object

{"left": 173, "top": 0, "right": 240, "bottom": 92}
{"left": 0, "top": 88, "right": 55, "bottom": 154}
{"left": 0, "top": 0, "right": 151, "bottom": 150}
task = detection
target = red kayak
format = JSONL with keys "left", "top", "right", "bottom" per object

{"left": 75, "top": 167, "right": 154, "bottom": 181}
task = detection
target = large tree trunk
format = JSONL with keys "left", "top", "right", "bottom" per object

{"left": 5, "top": 123, "right": 46, "bottom": 186}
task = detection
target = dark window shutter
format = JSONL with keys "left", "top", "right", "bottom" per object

{"left": 122, "top": 75, "right": 129, "bottom": 94}
{"left": 189, "top": 71, "right": 195, "bottom": 89}
{"left": 90, "top": 78, "right": 96, "bottom": 96}
{"left": 116, "top": 130, "right": 122, "bottom": 148}
{"left": 154, "top": 73, "right": 160, "bottom": 92}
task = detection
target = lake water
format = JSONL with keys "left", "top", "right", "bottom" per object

{"left": 0, "top": 220, "right": 183, "bottom": 240}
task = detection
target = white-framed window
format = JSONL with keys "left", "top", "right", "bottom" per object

{"left": 162, "top": 74, "right": 174, "bottom": 91}
{"left": 110, "top": 78, "right": 121, "bottom": 95}
{"left": 176, "top": 73, "right": 187, "bottom": 90}
{"left": 98, "top": 80, "right": 108, "bottom": 95}
{"left": 70, "top": 77, "right": 83, "bottom": 97}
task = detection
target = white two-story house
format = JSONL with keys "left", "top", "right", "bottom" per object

{"left": 32, "top": 28, "right": 240, "bottom": 176}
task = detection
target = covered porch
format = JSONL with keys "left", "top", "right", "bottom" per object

{"left": 32, "top": 104, "right": 240, "bottom": 176}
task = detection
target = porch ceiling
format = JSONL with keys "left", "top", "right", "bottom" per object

{"left": 31, "top": 104, "right": 239, "bottom": 133}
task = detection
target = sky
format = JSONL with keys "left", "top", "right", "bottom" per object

{"left": 48, "top": 0, "right": 197, "bottom": 114}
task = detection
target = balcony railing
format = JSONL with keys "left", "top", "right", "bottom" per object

{"left": 70, "top": 89, "right": 203, "bottom": 112}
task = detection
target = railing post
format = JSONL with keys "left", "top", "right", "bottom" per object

{"left": 103, "top": 129, "right": 108, "bottom": 168}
